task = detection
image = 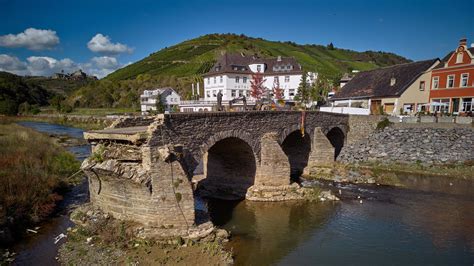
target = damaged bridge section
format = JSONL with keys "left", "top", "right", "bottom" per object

{"left": 81, "top": 112, "right": 382, "bottom": 237}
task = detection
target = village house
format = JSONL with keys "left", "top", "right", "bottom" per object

{"left": 429, "top": 38, "right": 474, "bottom": 115}
{"left": 179, "top": 53, "right": 316, "bottom": 112}
{"left": 140, "top": 87, "right": 181, "bottom": 115}
{"left": 326, "top": 59, "right": 440, "bottom": 115}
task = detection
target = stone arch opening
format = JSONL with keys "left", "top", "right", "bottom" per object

{"left": 326, "top": 127, "right": 345, "bottom": 160}
{"left": 197, "top": 137, "right": 256, "bottom": 200}
{"left": 281, "top": 130, "right": 311, "bottom": 182}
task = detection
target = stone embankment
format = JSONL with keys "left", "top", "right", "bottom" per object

{"left": 339, "top": 126, "right": 474, "bottom": 165}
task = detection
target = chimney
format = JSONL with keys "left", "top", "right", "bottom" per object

{"left": 277, "top": 56, "right": 282, "bottom": 62}
{"left": 390, "top": 77, "right": 396, "bottom": 86}
{"left": 459, "top": 38, "right": 467, "bottom": 46}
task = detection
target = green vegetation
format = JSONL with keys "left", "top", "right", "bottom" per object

{"left": 376, "top": 117, "right": 393, "bottom": 130}
{"left": 0, "top": 72, "right": 50, "bottom": 115}
{"left": 0, "top": 121, "right": 81, "bottom": 245}
{"left": 70, "top": 33, "right": 410, "bottom": 108}
{"left": 0, "top": 71, "right": 93, "bottom": 115}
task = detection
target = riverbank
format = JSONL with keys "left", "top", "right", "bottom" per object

{"left": 0, "top": 121, "right": 81, "bottom": 261}
{"left": 305, "top": 160, "right": 474, "bottom": 188}
{"left": 59, "top": 204, "right": 233, "bottom": 265}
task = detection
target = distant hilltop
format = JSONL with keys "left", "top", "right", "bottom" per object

{"left": 51, "top": 69, "right": 97, "bottom": 81}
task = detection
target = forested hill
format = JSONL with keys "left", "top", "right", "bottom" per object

{"left": 71, "top": 34, "right": 411, "bottom": 108}
{"left": 107, "top": 33, "right": 410, "bottom": 81}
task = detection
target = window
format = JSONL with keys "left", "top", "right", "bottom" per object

{"left": 257, "top": 65, "right": 261, "bottom": 72}
{"left": 456, "top": 52, "right": 463, "bottom": 63}
{"left": 461, "top": 98, "right": 472, "bottom": 112}
{"left": 461, "top": 73, "right": 469, "bottom": 87}
{"left": 243, "top": 77, "right": 247, "bottom": 83}
{"left": 447, "top": 75, "right": 454, "bottom": 88}
{"left": 432, "top": 77, "right": 439, "bottom": 89}
{"left": 212, "top": 90, "right": 216, "bottom": 97}
{"left": 235, "top": 76, "right": 240, "bottom": 83}
{"left": 220, "top": 76, "right": 223, "bottom": 83}
{"left": 207, "top": 78, "right": 210, "bottom": 84}
{"left": 206, "top": 90, "right": 210, "bottom": 98}
{"left": 213, "top": 77, "right": 216, "bottom": 84}
{"left": 431, "top": 99, "right": 450, "bottom": 113}
{"left": 231, "top": 90, "right": 236, "bottom": 97}
{"left": 239, "top": 90, "right": 243, "bottom": 97}
{"left": 285, "top": 76, "right": 290, "bottom": 82}
{"left": 274, "top": 76, "right": 279, "bottom": 83}
{"left": 289, "top": 89, "right": 295, "bottom": 96}
{"left": 419, "top": 81, "right": 425, "bottom": 91}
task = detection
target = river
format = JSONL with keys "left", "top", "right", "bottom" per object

{"left": 13, "top": 121, "right": 474, "bottom": 265}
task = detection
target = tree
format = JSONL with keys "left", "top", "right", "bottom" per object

{"left": 310, "top": 77, "right": 332, "bottom": 107}
{"left": 295, "top": 71, "right": 310, "bottom": 108}
{"left": 50, "top": 95, "right": 65, "bottom": 112}
{"left": 272, "top": 76, "right": 284, "bottom": 104}
{"left": 155, "top": 97, "right": 166, "bottom": 114}
{"left": 327, "top": 42, "right": 335, "bottom": 50}
{"left": 250, "top": 72, "right": 266, "bottom": 101}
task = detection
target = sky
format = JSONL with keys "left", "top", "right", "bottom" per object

{"left": 0, "top": 0, "right": 473, "bottom": 78}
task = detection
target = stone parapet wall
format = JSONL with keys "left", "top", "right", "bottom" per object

{"left": 346, "top": 115, "right": 384, "bottom": 144}
{"left": 339, "top": 127, "right": 474, "bottom": 165}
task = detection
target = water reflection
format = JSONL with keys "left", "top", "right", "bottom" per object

{"left": 208, "top": 200, "right": 337, "bottom": 265}
{"left": 209, "top": 175, "right": 474, "bottom": 265}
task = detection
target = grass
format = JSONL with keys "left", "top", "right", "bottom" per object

{"left": 0, "top": 121, "right": 81, "bottom": 246}
{"left": 5, "top": 115, "right": 112, "bottom": 130}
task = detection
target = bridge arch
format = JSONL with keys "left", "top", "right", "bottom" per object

{"left": 326, "top": 126, "right": 346, "bottom": 160}
{"left": 197, "top": 131, "right": 258, "bottom": 200}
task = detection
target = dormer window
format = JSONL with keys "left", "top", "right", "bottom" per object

{"left": 390, "top": 77, "right": 396, "bottom": 86}
{"left": 257, "top": 65, "right": 261, "bottom": 72}
{"left": 456, "top": 52, "right": 464, "bottom": 64}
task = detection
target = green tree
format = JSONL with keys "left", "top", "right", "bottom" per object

{"left": 327, "top": 42, "right": 335, "bottom": 50}
{"left": 50, "top": 95, "right": 65, "bottom": 112}
{"left": 295, "top": 71, "right": 310, "bottom": 109}
{"left": 310, "top": 77, "right": 332, "bottom": 107}
{"left": 155, "top": 97, "right": 166, "bottom": 114}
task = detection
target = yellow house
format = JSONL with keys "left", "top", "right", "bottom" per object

{"left": 331, "top": 59, "right": 440, "bottom": 115}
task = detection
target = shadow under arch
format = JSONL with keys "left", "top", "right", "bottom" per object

{"left": 196, "top": 137, "right": 257, "bottom": 200}
{"left": 326, "top": 127, "right": 345, "bottom": 160}
{"left": 281, "top": 130, "right": 311, "bottom": 183}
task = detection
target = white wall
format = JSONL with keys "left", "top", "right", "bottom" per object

{"left": 204, "top": 72, "right": 315, "bottom": 102}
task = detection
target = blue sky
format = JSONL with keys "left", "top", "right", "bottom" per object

{"left": 0, "top": 0, "right": 473, "bottom": 78}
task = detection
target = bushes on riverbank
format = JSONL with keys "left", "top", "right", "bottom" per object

{"left": 0, "top": 122, "right": 80, "bottom": 245}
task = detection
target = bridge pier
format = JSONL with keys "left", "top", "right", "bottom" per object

{"left": 246, "top": 132, "right": 307, "bottom": 201}
{"left": 303, "top": 127, "right": 336, "bottom": 177}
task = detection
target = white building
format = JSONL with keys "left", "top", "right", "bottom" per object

{"left": 203, "top": 53, "right": 316, "bottom": 103}
{"left": 179, "top": 53, "right": 316, "bottom": 112}
{"left": 140, "top": 87, "right": 181, "bottom": 114}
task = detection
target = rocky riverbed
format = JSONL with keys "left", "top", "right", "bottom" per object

{"left": 339, "top": 127, "right": 474, "bottom": 165}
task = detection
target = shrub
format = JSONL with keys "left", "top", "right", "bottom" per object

{"left": 376, "top": 118, "right": 392, "bottom": 130}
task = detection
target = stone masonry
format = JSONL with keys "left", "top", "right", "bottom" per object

{"left": 81, "top": 112, "right": 382, "bottom": 237}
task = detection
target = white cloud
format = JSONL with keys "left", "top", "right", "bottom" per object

{"left": 0, "top": 54, "right": 28, "bottom": 75}
{"left": 0, "top": 54, "right": 125, "bottom": 78}
{"left": 87, "top": 33, "right": 133, "bottom": 55}
{"left": 26, "top": 56, "right": 78, "bottom": 76}
{"left": 0, "top": 28, "right": 60, "bottom": 50}
{"left": 91, "top": 56, "right": 119, "bottom": 69}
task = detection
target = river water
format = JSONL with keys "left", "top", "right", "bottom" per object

{"left": 13, "top": 121, "right": 474, "bottom": 265}
{"left": 12, "top": 122, "right": 91, "bottom": 265}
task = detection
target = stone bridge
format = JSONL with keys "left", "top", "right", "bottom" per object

{"left": 81, "top": 111, "right": 381, "bottom": 237}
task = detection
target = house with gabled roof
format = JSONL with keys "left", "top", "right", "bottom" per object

{"left": 140, "top": 87, "right": 181, "bottom": 114}
{"left": 328, "top": 59, "right": 440, "bottom": 115}
{"left": 202, "top": 53, "right": 317, "bottom": 104}
{"left": 429, "top": 38, "right": 474, "bottom": 115}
